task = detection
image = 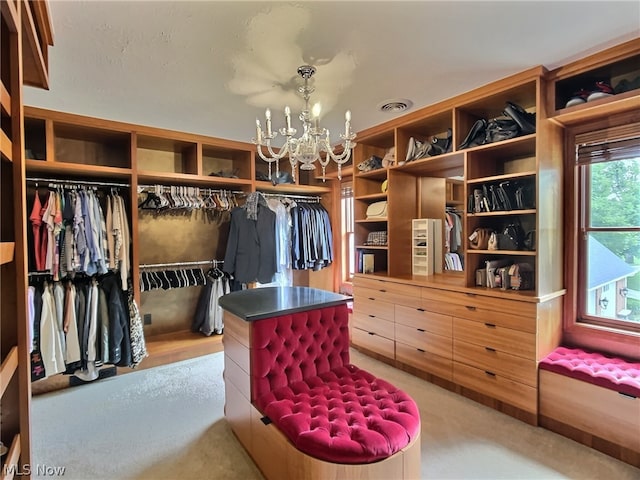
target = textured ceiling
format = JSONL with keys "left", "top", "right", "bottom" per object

{"left": 24, "top": 1, "right": 640, "bottom": 144}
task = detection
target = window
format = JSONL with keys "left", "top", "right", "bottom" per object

{"left": 340, "top": 181, "right": 354, "bottom": 284}
{"left": 574, "top": 124, "right": 640, "bottom": 332}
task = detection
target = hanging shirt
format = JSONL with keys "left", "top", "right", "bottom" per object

{"left": 40, "top": 282, "right": 66, "bottom": 377}
{"left": 43, "top": 191, "right": 56, "bottom": 272}
{"left": 29, "top": 190, "right": 46, "bottom": 271}
{"left": 63, "top": 282, "right": 81, "bottom": 366}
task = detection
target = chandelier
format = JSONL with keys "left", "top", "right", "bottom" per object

{"left": 253, "top": 65, "right": 356, "bottom": 182}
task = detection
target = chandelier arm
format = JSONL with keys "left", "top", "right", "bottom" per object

{"left": 256, "top": 143, "right": 286, "bottom": 162}
{"left": 325, "top": 144, "right": 353, "bottom": 164}
{"left": 265, "top": 140, "right": 289, "bottom": 160}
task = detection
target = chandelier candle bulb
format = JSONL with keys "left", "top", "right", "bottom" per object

{"left": 285, "top": 106, "right": 292, "bottom": 130}
{"left": 265, "top": 108, "right": 272, "bottom": 136}
{"left": 256, "top": 119, "right": 262, "bottom": 144}
{"left": 345, "top": 110, "right": 351, "bottom": 136}
{"left": 313, "top": 103, "right": 321, "bottom": 131}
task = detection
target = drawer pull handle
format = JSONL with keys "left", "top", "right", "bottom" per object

{"left": 417, "top": 308, "right": 425, "bottom": 312}
{"left": 619, "top": 392, "right": 637, "bottom": 400}
{"left": 417, "top": 328, "right": 426, "bottom": 332}
{"left": 368, "top": 297, "right": 375, "bottom": 301}
{"left": 484, "top": 322, "right": 496, "bottom": 328}
{"left": 367, "top": 332, "right": 375, "bottom": 336}
{"left": 417, "top": 348, "right": 426, "bottom": 353}
{"left": 465, "top": 306, "right": 477, "bottom": 311}
{"left": 368, "top": 315, "right": 375, "bottom": 318}
{"left": 484, "top": 371, "right": 496, "bottom": 377}
{"left": 379, "top": 289, "right": 387, "bottom": 293}
{"left": 485, "top": 347, "right": 496, "bottom": 353}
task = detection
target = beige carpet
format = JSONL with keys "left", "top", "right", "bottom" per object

{"left": 32, "top": 349, "right": 640, "bottom": 480}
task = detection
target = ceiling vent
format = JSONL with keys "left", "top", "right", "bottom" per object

{"left": 377, "top": 99, "right": 413, "bottom": 113}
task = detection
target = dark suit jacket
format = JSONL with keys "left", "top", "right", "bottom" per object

{"left": 223, "top": 205, "right": 276, "bottom": 284}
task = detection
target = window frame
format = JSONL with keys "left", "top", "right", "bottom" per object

{"left": 563, "top": 113, "right": 640, "bottom": 360}
{"left": 340, "top": 180, "right": 355, "bottom": 286}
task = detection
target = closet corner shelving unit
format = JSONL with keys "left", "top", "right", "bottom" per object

{"left": 1, "top": 0, "right": 53, "bottom": 475}
{"left": 21, "top": 105, "right": 341, "bottom": 380}
{"left": 351, "top": 64, "right": 568, "bottom": 425}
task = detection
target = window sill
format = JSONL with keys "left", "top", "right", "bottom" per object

{"left": 563, "top": 322, "right": 640, "bottom": 361}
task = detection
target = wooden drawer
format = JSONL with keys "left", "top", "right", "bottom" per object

{"left": 224, "top": 354, "right": 251, "bottom": 400}
{"left": 351, "top": 327, "right": 395, "bottom": 359}
{"left": 453, "top": 339, "right": 537, "bottom": 387}
{"left": 454, "top": 362, "right": 537, "bottom": 413}
{"left": 353, "top": 292, "right": 395, "bottom": 322}
{"left": 453, "top": 317, "right": 536, "bottom": 359}
{"left": 446, "top": 303, "right": 536, "bottom": 333}
{"left": 354, "top": 278, "right": 422, "bottom": 308}
{"left": 396, "top": 342, "right": 453, "bottom": 381}
{"left": 352, "top": 313, "right": 395, "bottom": 340}
{"left": 224, "top": 312, "right": 250, "bottom": 347}
{"left": 395, "top": 304, "right": 452, "bottom": 337}
{"left": 395, "top": 324, "right": 452, "bottom": 358}
{"left": 223, "top": 328, "right": 250, "bottom": 373}
{"left": 421, "top": 287, "right": 537, "bottom": 317}
{"left": 224, "top": 376, "right": 253, "bottom": 449}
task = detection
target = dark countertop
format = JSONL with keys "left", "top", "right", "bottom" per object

{"left": 218, "top": 286, "right": 352, "bottom": 322}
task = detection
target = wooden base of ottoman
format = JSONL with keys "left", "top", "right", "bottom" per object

{"left": 246, "top": 404, "right": 421, "bottom": 480}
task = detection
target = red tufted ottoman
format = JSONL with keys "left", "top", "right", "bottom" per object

{"left": 539, "top": 346, "right": 640, "bottom": 459}
{"left": 250, "top": 307, "right": 421, "bottom": 465}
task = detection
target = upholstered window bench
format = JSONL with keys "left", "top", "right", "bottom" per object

{"left": 219, "top": 287, "right": 421, "bottom": 480}
{"left": 539, "top": 346, "right": 640, "bottom": 464}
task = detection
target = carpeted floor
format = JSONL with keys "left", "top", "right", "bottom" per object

{"left": 32, "top": 349, "right": 640, "bottom": 480}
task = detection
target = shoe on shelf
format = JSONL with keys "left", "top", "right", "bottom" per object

{"left": 565, "top": 89, "right": 590, "bottom": 108}
{"left": 614, "top": 75, "right": 640, "bottom": 94}
{"left": 586, "top": 81, "right": 614, "bottom": 102}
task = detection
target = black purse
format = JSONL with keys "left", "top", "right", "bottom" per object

{"left": 484, "top": 117, "right": 520, "bottom": 144}
{"left": 458, "top": 119, "right": 487, "bottom": 150}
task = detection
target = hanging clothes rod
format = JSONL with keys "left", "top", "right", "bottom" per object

{"left": 26, "top": 177, "right": 130, "bottom": 188}
{"left": 137, "top": 184, "right": 246, "bottom": 196}
{"left": 258, "top": 192, "right": 322, "bottom": 202}
{"left": 138, "top": 259, "right": 223, "bottom": 269}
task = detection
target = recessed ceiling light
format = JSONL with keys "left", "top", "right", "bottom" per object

{"left": 377, "top": 98, "right": 413, "bottom": 113}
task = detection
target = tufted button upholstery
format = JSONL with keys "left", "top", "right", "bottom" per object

{"left": 250, "top": 304, "right": 420, "bottom": 464}
{"left": 540, "top": 346, "right": 640, "bottom": 397}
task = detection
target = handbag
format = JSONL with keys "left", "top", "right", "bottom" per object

{"left": 484, "top": 117, "right": 520, "bottom": 144}
{"left": 358, "top": 155, "right": 383, "bottom": 172}
{"left": 508, "top": 263, "right": 534, "bottom": 290}
{"left": 488, "top": 232, "right": 499, "bottom": 250}
{"left": 365, "top": 231, "right": 387, "bottom": 246}
{"left": 503, "top": 101, "right": 536, "bottom": 135}
{"left": 366, "top": 201, "right": 387, "bottom": 218}
{"left": 458, "top": 119, "right": 487, "bottom": 150}
{"left": 500, "top": 222, "right": 525, "bottom": 250}
{"left": 468, "top": 227, "right": 492, "bottom": 250}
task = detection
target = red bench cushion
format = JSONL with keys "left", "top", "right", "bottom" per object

{"left": 540, "top": 346, "right": 640, "bottom": 397}
{"left": 257, "top": 364, "right": 420, "bottom": 464}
